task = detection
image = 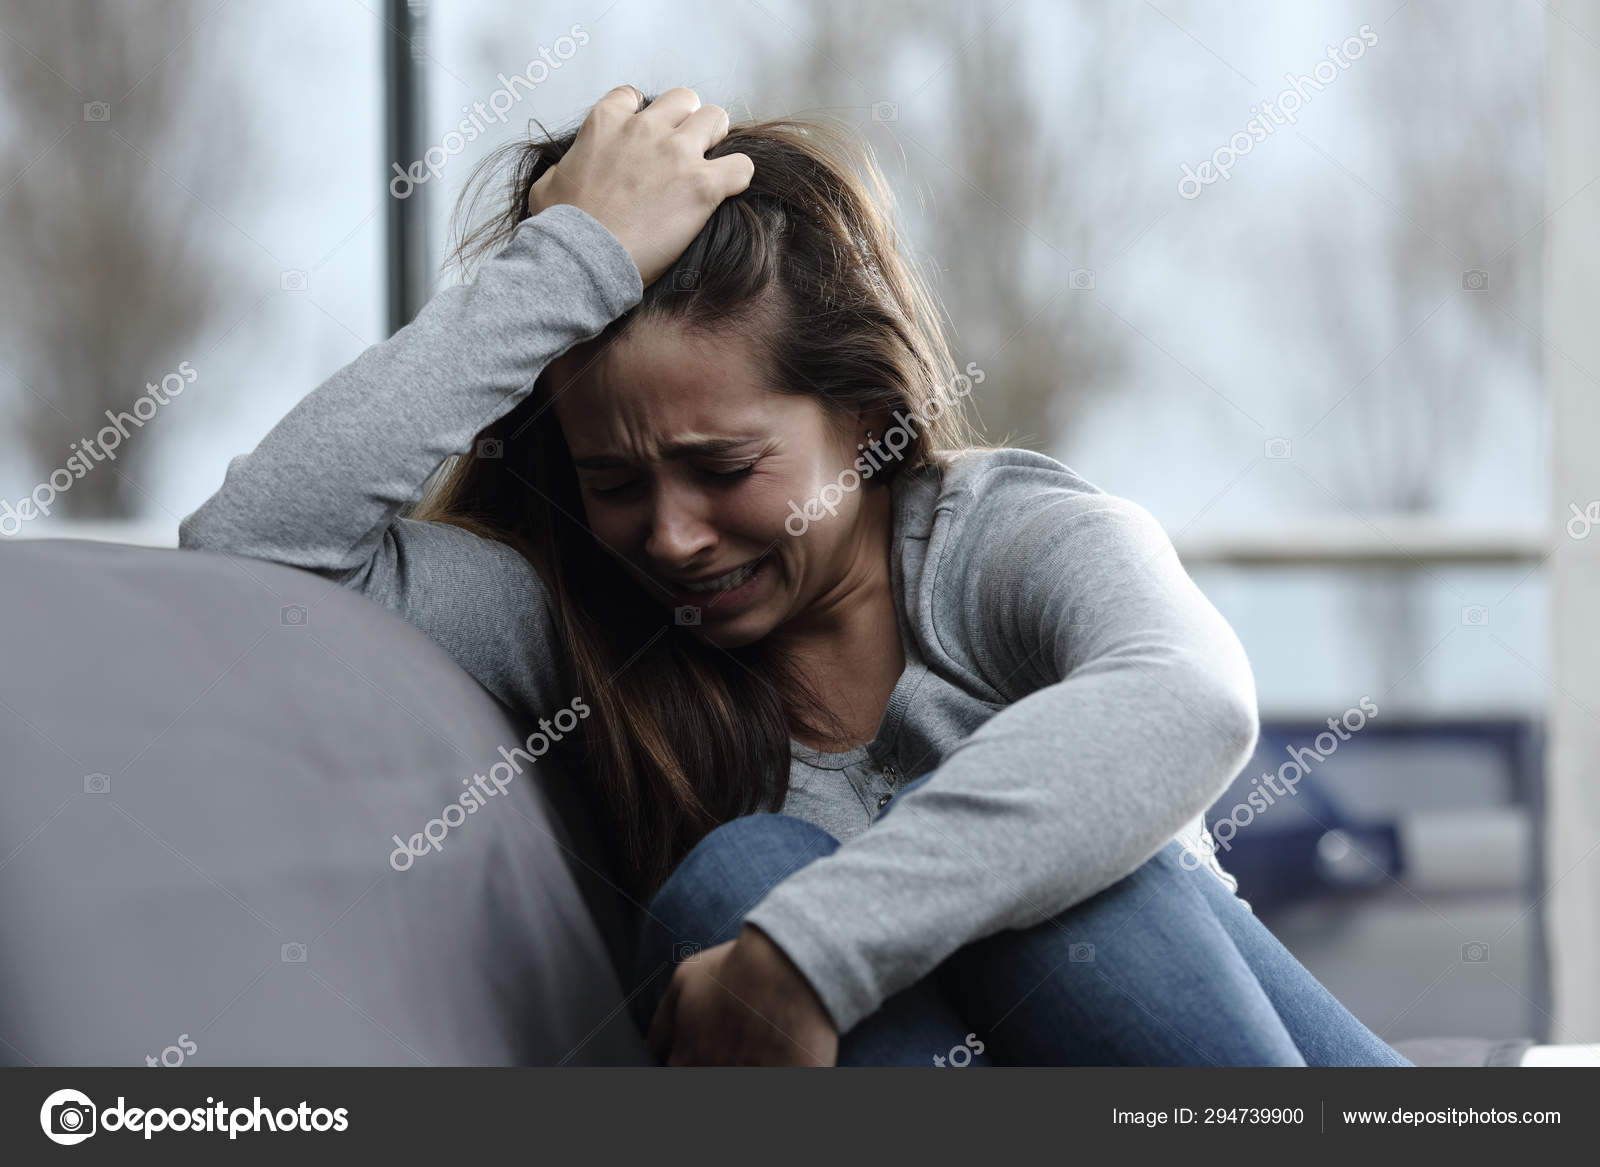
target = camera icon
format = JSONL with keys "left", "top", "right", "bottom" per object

{"left": 1462, "top": 269, "right": 1489, "bottom": 291}
{"left": 674, "top": 605, "right": 701, "bottom": 626}
{"left": 1462, "top": 941, "right": 1490, "bottom": 963}
{"left": 476, "top": 438, "right": 503, "bottom": 459}
{"left": 279, "top": 269, "right": 308, "bottom": 292}
{"left": 84, "top": 772, "right": 110, "bottom": 794}
{"left": 280, "top": 604, "right": 307, "bottom": 626}
{"left": 672, "top": 268, "right": 701, "bottom": 292}
{"left": 281, "top": 942, "right": 307, "bottom": 963}
{"left": 672, "top": 939, "right": 702, "bottom": 963}
{"left": 1067, "top": 605, "right": 1096, "bottom": 626}
{"left": 48, "top": 1097, "right": 96, "bottom": 1142}
{"left": 1264, "top": 437, "right": 1292, "bottom": 460}
{"left": 83, "top": 101, "right": 111, "bottom": 122}
{"left": 1068, "top": 942, "right": 1096, "bottom": 963}
{"left": 1461, "top": 605, "right": 1489, "bottom": 626}
{"left": 1069, "top": 268, "right": 1096, "bottom": 291}
{"left": 871, "top": 101, "right": 899, "bottom": 122}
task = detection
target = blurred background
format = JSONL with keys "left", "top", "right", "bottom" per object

{"left": 1, "top": 0, "right": 1596, "bottom": 1046}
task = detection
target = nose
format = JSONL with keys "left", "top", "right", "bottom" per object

{"left": 643, "top": 479, "right": 716, "bottom": 569}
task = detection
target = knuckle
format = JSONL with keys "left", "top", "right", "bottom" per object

{"left": 591, "top": 88, "right": 635, "bottom": 119}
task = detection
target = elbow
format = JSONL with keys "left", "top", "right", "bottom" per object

{"left": 1130, "top": 641, "right": 1259, "bottom": 816}
{"left": 1215, "top": 682, "right": 1261, "bottom": 770}
{"left": 1175, "top": 617, "right": 1261, "bottom": 783}
{"left": 176, "top": 508, "right": 215, "bottom": 552}
{"left": 1190, "top": 667, "right": 1261, "bottom": 804}
{"left": 176, "top": 511, "right": 202, "bottom": 551}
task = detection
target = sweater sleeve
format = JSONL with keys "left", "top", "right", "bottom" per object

{"left": 178, "top": 203, "right": 643, "bottom": 715}
{"left": 742, "top": 485, "right": 1261, "bottom": 1035}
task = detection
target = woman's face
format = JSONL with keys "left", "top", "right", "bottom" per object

{"left": 550, "top": 318, "right": 881, "bottom": 649}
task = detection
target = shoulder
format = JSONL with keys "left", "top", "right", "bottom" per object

{"left": 929, "top": 445, "right": 1166, "bottom": 551}
{"left": 910, "top": 447, "right": 1179, "bottom": 697}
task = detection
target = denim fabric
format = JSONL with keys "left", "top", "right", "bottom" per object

{"left": 629, "top": 810, "right": 993, "bottom": 1066}
{"left": 630, "top": 772, "right": 1413, "bottom": 1067}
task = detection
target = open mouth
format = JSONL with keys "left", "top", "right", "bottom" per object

{"left": 672, "top": 550, "right": 773, "bottom": 612}
{"left": 679, "top": 552, "right": 767, "bottom": 593}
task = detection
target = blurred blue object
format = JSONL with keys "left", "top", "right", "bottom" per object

{"left": 1208, "top": 719, "right": 1541, "bottom": 909}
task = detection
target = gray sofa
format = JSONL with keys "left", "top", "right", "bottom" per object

{"left": 0, "top": 536, "right": 1535, "bottom": 1067}
{"left": 0, "top": 537, "right": 651, "bottom": 1066}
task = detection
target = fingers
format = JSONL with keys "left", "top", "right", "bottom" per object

{"left": 638, "top": 85, "right": 701, "bottom": 129}
{"left": 675, "top": 103, "right": 748, "bottom": 199}
{"left": 671, "top": 101, "right": 751, "bottom": 199}
{"left": 588, "top": 83, "right": 643, "bottom": 125}
{"left": 705, "top": 151, "right": 755, "bottom": 199}
{"left": 677, "top": 103, "right": 729, "bottom": 154}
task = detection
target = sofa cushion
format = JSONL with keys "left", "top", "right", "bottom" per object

{"left": 0, "top": 538, "right": 650, "bottom": 1066}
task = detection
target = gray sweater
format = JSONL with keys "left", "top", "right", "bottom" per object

{"left": 179, "top": 203, "right": 1261, "bottom": 1036}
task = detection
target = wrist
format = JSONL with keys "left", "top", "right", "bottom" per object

{"left": 737, "top": 923, "right": 826, "bottom": 1010}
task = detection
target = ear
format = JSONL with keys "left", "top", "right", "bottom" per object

{"left": 857, "top": 407, "right": 896, "bottom": 443}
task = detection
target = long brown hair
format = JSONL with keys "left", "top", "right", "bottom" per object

{"left": 409, "top": 94, "right": 993, "bottom": 898}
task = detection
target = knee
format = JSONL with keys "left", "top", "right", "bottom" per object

{"left": 1120, "top": 839, "right": 1204, "bottom": 897}
{"left": 1018, "top": 839, "right": 1198, "bottom": 933}
{"left": 629, "top": 813, "right": 837, "bottom": 1036}
{"left": 648, "top": 812, "right": 840, "bottom": 937}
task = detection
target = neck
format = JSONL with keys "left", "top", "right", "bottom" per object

{"left": 772, "top": 481, "right": 895, "bottom": 646}
{"left": 764, "top": 483, "right": 903, "bottom": 743}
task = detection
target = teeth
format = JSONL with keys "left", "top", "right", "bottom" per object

{"left": 684, "top": 556, "right": 761, "bottom": 592}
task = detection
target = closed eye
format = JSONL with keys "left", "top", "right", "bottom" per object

{"left": 587, "top": 462, "right": 756, "bottom": 498}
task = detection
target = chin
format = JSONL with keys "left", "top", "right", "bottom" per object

{"left": 689, "top": 609, "right": 776, "bottom": 650}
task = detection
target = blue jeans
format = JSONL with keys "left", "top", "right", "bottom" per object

{"left": 628, "top": 773, "right": 1414, "bottom": 1067}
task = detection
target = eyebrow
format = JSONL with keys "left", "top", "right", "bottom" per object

{"left": 569, "top": 435, "right": 764, "bottom": 470}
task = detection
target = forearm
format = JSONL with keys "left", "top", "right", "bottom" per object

{"left": 744, "top": 659, "right": 1256, "bottom": 1034}
{"left": 178, "top": 204, "right": 642, "bottom": 577}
